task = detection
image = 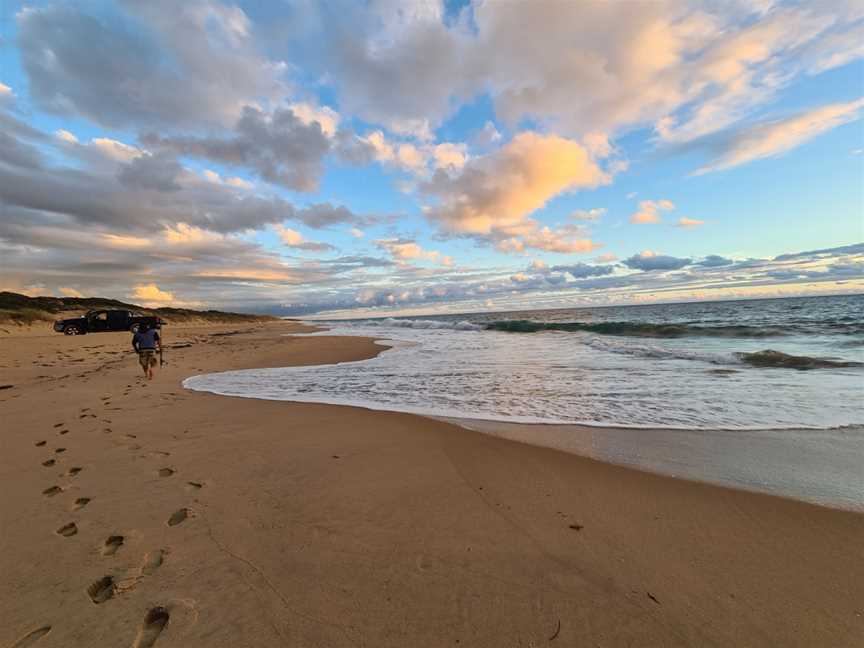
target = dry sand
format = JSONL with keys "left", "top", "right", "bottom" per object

{"left": 1, "top": 321, "right": 862, "bottom": 647}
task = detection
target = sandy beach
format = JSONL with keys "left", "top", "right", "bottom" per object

{"left": 1, "top": 321, "right": 862, "bottom": 648}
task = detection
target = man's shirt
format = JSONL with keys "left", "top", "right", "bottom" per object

{"left": 133, "top": 329, "right": 160, "bottom": 350}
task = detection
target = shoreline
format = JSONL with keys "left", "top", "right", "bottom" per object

{"left": 184, "top": 326, "right": 864, "bottom": 513}
{"left": 2, "top": 321, "right": 863, "bottom": 646}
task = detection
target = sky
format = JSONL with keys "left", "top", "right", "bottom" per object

{"left": 0, "top": 0, "right": 862, "bottom": 317}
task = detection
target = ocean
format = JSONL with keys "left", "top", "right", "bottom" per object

{"left": 184, "top": 294, "right": 864, "bottom": 510}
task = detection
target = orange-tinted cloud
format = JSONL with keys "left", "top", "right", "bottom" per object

{"left": 630, "top": 199, "right": 675, "bottom": 224}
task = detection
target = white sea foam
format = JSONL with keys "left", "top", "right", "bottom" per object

{"left": 185, "top": 319, "right": 863, "bottom": 430}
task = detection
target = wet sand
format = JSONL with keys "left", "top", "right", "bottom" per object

{"left": 1, "top": 321, "right": 862, "bottom": 647}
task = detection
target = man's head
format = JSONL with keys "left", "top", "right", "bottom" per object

{"left": 139, "top": 322, "right": 150, "bottom": 333}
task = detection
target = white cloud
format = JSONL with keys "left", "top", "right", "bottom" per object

{"left": 308, "top": 2, "right": 862, "bottom": 146}
{"left": 676, "top": 217, "right": 705, "bottom": 228}
{"left": 695, "top": 97, "right": 864, "bottom": 174}
{"left": 289, "top": 102, "right": 340, "bottom": 137}
{"left": 55, "top": 129, "right": 78, "bottom": 144}
{"left": 350, "top": 228, "right": 365, "bottom": 238}
{"left": 273, "top": 224, "right": 335, "bottom": 252}
{"left": 202, "top": 169, "right": 253, "bottom": 190}
{"left": 91, "top": 137, "right": 141, "bottom": 162}
{"left": 474, "top": 121, "right": 502, "bottom": 147}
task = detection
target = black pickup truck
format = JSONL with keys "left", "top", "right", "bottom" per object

{"left": 53, "top": 309, "right": 164, "bottom": 335}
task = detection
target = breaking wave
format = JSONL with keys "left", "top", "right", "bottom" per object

{"left": 484, "top": 319, "right": 789, "bottom": 337}
{"left": 736, "top": 349, "right": 864, "bottom": 370}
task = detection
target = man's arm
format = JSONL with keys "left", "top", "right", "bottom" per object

{"left": 132, "top": 333, "right": 139, "bottom": 352}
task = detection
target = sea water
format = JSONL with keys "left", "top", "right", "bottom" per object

{"left": 184, "top": 295, "right": 864, "bottom": 509}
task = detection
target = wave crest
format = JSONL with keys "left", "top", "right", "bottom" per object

{"left": 484, "top": 320, "right": 786, "bottom": 337}
{"left": 736, "top": 349, "right": 864, "bottom": 370}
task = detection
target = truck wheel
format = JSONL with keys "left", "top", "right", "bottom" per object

{"left": 64, "top": 325, "right": 81, "bottom": 335}
{"left": 129, "top": 323, "right": 140, "bottom": 333}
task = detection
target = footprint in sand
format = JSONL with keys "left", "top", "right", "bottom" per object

{"left": 54, "top": 448, "right": 66, "bottom": 454}
{"left": 59, "top": 429, "right": 69, "bottom": 435}
{"left": 167, "top": 509, "right": 189, "bottom": 526}
{"left": 67, "top": 467, "right": 83, "bottom": 477}
{"left": 53, "top": 423, "right": 64, "bottom": 428}
{"left": 185, "top": 482, "right": 203, "bottom": 491}
{"left": 41, "top": 459, "right": 56, "bottom": 467}
{"left": 73, "top": 497, "right": 91, "bottom": 510}
{"left": 142, "top": 549, "right": 166, "bottom": 575}
{"left": 87, "top": 576, "right": 115, "bottom": 604}
{"left": 102, "top": 535, "right": 124, "bottom": 556}
{"left": 8, "top": 625, "right": 52, "bottom": 647}
{"left": 158, "top": 468, "right": 175, "bottom": 478}
{"left": 42, "top": 486, "right": 63, "bottom": 497}
{"left": 56, "top": 522, "right": 78, "bottom": 537}
{"left": 132, "top": 607, "right": 170, "bottom": 648}
{"left": 34, "top": 441, "right": 46, "bottom": 447}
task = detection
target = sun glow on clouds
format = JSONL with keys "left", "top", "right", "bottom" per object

{"left": 422, "top": 132, "right": 611, "bottom": 253}
{"left": 630, "top": 200, "right": 675, "bottom": 224}
{"left": 2, "top": 0, "right": 862, "bottom": 315}
{"left": 132, "top": 283, "right": 175, "bottom": 304}
{"left": 694, "top": 97, "right": 864, "bottom": 174}
{"left": 376, "top": 239, "right": 453, "bottom": 266}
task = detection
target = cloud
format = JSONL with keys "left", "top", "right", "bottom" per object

{"left": 59, "top": 287, "right": 84, "bottom": 297}
{"left": 376, "top": 238, "right": 452, "bottom": 266}
{"left": 551, "top": 263, "right": 616, "bottom": 279}
{"left": 774, "top": 242, "right": 864, "bottom": 261}
{"left": 17, "top": 1, "right": 285, "bottom": 129}
{"left": 630, "top": 199, "right": 675, "bottom": 224}
{"left": 117, "top": 152, "right": 182, "bottom": 192}
{"left": 296, "top": 2, "right": 862, "bottom": 145}
{"left": 495, "top": 226, "right": 598, "bottom": 255}
{"left": 142, "top": 105, "right": 333, "bottom": 191}
{"left": 473, "top": 121, "right": 502, "bottom": 147}
{"left": 595, "top": 253, "right": 618, "bottom": 263}
{"left": 623, "top": 250, "right": 692, "bottom": 271}
{"left": 356, "top": 130, "right": 467, "bottom": 175}
{"left": 273, "top": 225, "right": 335, "bottom": 252}
{"left": 350, "top": 228, "right": 365, "bottom": 238}
{"left": 696, "top": 254, "right": 733, "bottom": 267}
{"left": 55, "top": 129, "right": 78, "bottom": 144}
{"left": 695, "top": 97, "right": 864, "bottom": 174}
{"left": 571, "top": 208, "right": 606, "bottom": 221}
{"left": 422, "top": 132, "right": 610, "bottom": 250}
{"left": 131, "top": 283, "right": 175, "bottom": 304}
{"left": 676, "top": 217, "right": 705, "bottom": 228}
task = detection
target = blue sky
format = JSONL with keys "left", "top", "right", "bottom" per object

{"left": 0, "top": 0, "right": 862, "bottom": 316}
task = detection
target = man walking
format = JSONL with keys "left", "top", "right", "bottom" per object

{"left": 132, "top": 322, "right": 161, "bottom": 380}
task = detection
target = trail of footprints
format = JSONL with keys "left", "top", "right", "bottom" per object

{"left": 22, "top": 399, "right": 208, "bottom": 648}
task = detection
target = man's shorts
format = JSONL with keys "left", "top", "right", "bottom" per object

{"left": 138, "top": 349, "right": 158, "bottom": 369}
